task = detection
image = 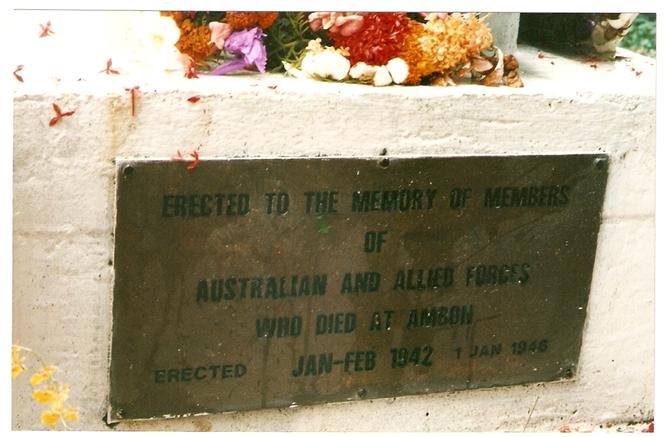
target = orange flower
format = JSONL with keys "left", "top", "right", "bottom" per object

{"left": 225, "top": 12, "right": 278, "bottom": 30}
{"left": 398, "top": 22, "right": 432, "bottom": 84}
{"left": 174, "top": 19, "right": 213, "bottom": 63}
{"left": 398, "top": 14, "right": 493, "bottom": 84}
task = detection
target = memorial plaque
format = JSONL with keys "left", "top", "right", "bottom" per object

{"left": 109, "top": 155, "right": 608, "bottom": 421}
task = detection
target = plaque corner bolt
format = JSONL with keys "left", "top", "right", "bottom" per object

{"left": 593, "top": 157, "right": 608, "bottom": 170}
{"left": 103, "top": 408, "right": 124, "bottom": 427}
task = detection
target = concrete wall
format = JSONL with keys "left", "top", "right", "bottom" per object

{"left": 12, "top": 45, "right": 655, "bottom": 431}
{"left": 485, "top": 13, "right": 520, "bottom": 54}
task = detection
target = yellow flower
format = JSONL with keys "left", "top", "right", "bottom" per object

{"left": 13, "top": 345, "right": 79, "bottom": 429}
{"left": 33, "top": 383, "right": 69, "bottom": 405}
{"left": 32, "top": 389, "right": 56, "bottom": 404}
{"left": 12, "top": 345, "right": 26, "bottom": 379}
{"left": 56, "top": 384, "right": 70, "bottom": 402}
{"left": 63, "top": 407, "right": 79, "bottom": 422}
{"left": 399, "top": 14, "right": 493, "bottom": 84}
{"left": 40, "top": 410, "right": 61, "bottom": 428}
{"left": 30, "top": 366, "right": 56, "bottom": 387}
{"left": 421, "top": 14, "right": 493, "bottom": 73}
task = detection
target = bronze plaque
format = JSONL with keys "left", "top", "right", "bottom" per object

{"left": 109, "top": 155, "right": 607, "bottom": 421}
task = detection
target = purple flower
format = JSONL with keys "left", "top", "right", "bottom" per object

{"left": 210, "top": 27, "right": 267, "bottom": 75}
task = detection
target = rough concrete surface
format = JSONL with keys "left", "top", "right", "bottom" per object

{"left": 12, "top": 45, "right": 655, "bottom": 431}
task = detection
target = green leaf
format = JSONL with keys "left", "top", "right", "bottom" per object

{"left": 264, "top": 12, "right": 319, "bottom": 72}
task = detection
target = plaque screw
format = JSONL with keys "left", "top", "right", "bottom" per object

{"left": 357, "top": 388, "right": 368, "bottom": 398}
{"left": 123, "top": 165, "right": 134, "bottom": 177}
{"left": 563, "top": 367, "right": 574, "bottom": 378}
{"left": 378, "top": 147, "right": 389, "bottom": 168}
{"left": 593, "top": 158, "right": 607, "bottom": 170}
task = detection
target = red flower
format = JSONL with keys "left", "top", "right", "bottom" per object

{"left": 329, "top": 13, "right": 413, "bottom": 66}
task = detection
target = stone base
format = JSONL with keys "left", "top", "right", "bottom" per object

{"left": 12, "top": 45, "right": 655, "bottom": 431}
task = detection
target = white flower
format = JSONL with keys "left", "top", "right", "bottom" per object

{"left": 349, "top": 62, "right": 378, "bottom": 82}
{"left": 12, "top": 11, "right": 185, "bottom": 84}
{"left": 373, "top": 65, "right": 393, "bottom": 86}
{"left": 386, "top": 58, "right": 409, "bottom": 84}
{"left": 301, "top": 50, "right": 350, "bottom": 81}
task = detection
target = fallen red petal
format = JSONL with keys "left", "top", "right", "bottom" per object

{"left": 186, "top": 150, "right": 200, "bottom": 171}
{"left": 101, "top": 58, "right": 120, "bottom": 74}
{"left": 185, "top": 68, "right": 199, "bottom": 79}
{"left": 125, "top": 86, "right": 140, "bottom": 116}
{"left": 642, "top": 422, "right": 654, "bottom": 433}
{"left": 39, "top": 20, "right": 54, "bottom": 38}
{"left": 172, "top": 149, "right": 200, "bottom": 171}
{"left": 172, "top": 149, "right": 187, "bottom": 161}
{"left": 48, "top": 102, "right": 75, "bottom": 127}
{"left": 187, "top": 96, "right": 201, "bottom": 103}
{"left": 537, "top": 51, "right": 545, "bottom": 59}
{"left": 14, "top": 65, "right": 24, "bottom": 82}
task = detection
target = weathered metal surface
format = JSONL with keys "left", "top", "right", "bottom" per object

{"left": 109, "top": 155, "right": 608, "bottom": 421}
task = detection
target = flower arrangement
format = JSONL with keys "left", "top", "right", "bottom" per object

{"left": 12, "top": 344, "right": 79, "bottom": 430}
{"left": 162, "top": 11, "right": 523, "bottom": 87}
